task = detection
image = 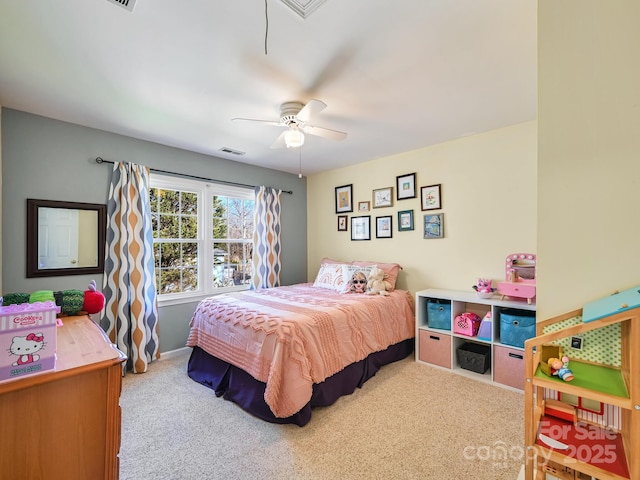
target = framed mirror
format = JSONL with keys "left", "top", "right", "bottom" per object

{"left": 27, "top": 199, "right": 107, "bottom": 278}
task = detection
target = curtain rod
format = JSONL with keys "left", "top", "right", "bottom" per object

{"left": 95, "top": 157, "right": 293, "bottom": 195}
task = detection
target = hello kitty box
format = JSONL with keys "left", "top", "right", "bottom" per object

{"left": 0, "top": 301, "right": 61, "bottom": 382}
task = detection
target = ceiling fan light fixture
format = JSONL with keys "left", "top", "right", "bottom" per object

{"left": 284, "top": 128, "right": 305, "bottom": 148}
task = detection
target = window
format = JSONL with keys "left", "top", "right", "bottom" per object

{"left": 150, "top": 174, "right": 255, "bottom": 304}
{"left": 559, "top": 393, "right": 604, "bottom": 415}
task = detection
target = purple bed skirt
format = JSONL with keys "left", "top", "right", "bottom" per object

{"left": 187, "top": 338, "right": 414, "bottom": 427}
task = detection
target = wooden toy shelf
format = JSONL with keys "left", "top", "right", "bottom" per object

{"left": 524, "top": 306, "right": 639, "bottom": 480}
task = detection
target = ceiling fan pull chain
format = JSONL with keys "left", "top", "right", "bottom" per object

{"left": 264, "top": 0, "right": 269, "bottom": 55}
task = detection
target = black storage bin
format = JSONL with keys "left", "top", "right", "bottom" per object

{"left": 457, "top": 342, "right": 491, "bottom": 374}
{"left": 427, "top": 299, "right": 452, "bottom": 330}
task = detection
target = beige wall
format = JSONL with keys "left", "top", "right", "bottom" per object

{"left": 537, "top": 1, "right": 640, "bottom": 319}
{"left": 307, "top": 121, "right": 537, "bottom": 295}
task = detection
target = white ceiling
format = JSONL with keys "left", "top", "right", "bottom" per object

{"left": 0, "top": 0, "right": 537, "bottom": 176}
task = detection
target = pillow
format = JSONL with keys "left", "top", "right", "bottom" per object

{"left": 340, "top": 264, "right": 377, "bottom": 294}
{"left": 352, "top": 261, "right": 403, "bottom": 291}
{"left": 320, "top": 256, "right": 350, "bottom": 265}
{"left": 313, "top": 263, "right": 347, "bottom": 291}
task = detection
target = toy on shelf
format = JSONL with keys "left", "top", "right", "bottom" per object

{"left": 543, "top": 399, "right": 577, "bottom": 425}
{"left": 472, "top": 278, "right": 495, "bottom": 299}
{"left": 1, "top": 280, "right": 105, "bottom": 316}
{"left": 548, "top": 356, "right": 574, "bottom": 382}
{"left": 497, "top": 253, "right": 536, "bottom": 304}
{"left": 477, "top": 311, "right": 492, "bottom": 341}
{"left": 454, "top": 312, "right": 482, "bottom": 337}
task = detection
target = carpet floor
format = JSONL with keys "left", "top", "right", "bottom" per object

{"left": 119, "top": 350, "right": 525, "bottom": 480}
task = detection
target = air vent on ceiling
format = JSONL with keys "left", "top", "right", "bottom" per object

{"left": 280, "top": 0, "right": 327, "bottom": 19}
{"left": 106, "top": 0, "right": 136, "bottom": 12}
{"left": 219, "top": 147, "right": 245, "bottom": 156}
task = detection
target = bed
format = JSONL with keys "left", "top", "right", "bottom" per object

{"left": 186, "top": 260, "right": 415, "bottom": 426}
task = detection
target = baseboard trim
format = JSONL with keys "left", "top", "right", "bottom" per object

{"left": 160, "top": 346, "right": 191, "bottom": 360}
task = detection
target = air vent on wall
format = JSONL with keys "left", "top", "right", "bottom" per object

{"left": 219, "top": 147, "right": 245, "bottom": 156}
{"left": 105, "top": 0, "right": 136, "bottom": 12}
{"left": 280, "top": 0, "right": 327, "bottom": 19}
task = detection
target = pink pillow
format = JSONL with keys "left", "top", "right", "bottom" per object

{"left": 320, "top": 257, "right": 350, "bottom": 265}
{"left": 352, "top": 261, "right": 402, "bottom": 291}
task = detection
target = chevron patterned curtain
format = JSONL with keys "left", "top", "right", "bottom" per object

{"left": 251, "top": 186, "right": 282, "bottom": 289}
{"left": 100, "top": 162, "right": 160, "bottom": 373}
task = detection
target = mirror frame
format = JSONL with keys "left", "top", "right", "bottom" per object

{"left": 27, "top": 198, "right": 107, "bottom": 278}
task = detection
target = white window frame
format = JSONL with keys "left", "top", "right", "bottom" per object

{"left": 150, "top": 174, "right": 254, "bottom": 306}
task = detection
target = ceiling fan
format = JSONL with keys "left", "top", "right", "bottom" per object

{"left": 232, "top": 99, "right": 347, "bottom": 149}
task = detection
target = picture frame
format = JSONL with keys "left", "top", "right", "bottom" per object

{"left": 397, "top": 209, "right": 414, "bottom": 232}
{"left": 396, "top": 172, "right": 416, "bottom": 200}
{"left": 372, "top": 187, "right": 394, "bottom": 208}
{"left": 337, "top": 215, "right": 348, "bottom": 231}
{"left": 423, "top": 213, "right": 444, "bottom": 239}
{"left": 421, "top": 184, "right": 442, "bottom": 211}
{"left": 351, "top": 215, "right": 371, "bottom": 241}
{"left": 335, "top": 184, "right": 353, "bottom": 214}
{"left": 375, "top": 215, "right": 393, "bottom": 239}
{"left": 358, "top": 201, "right": 371, "bottom": 213}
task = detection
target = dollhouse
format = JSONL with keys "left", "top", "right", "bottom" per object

{"left": 524, "top": 287, "right": 639, "bottom": 480}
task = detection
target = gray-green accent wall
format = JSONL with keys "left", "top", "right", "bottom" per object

{"left": 1, "top": 108, "right": 307, "bottom": 353}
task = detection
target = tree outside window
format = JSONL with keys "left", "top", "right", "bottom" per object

{"left": 150, "top": 175, "right": 255, "bottom": 299}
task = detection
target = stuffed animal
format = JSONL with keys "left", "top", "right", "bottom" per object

{"left": 366, "top": 267, "right": 391, "bottom": 296}
{"left": 1, "top": 280, "right": 105, "bottom": 316}
{"left": 472, "top": 278, "right": 496, "bottom": 298}
{"left": 548, "top": 355, "right": 574, "bottom": 382}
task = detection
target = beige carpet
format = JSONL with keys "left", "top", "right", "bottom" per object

{"left": 120, "top": 350, "right": 525, "bottom": 480}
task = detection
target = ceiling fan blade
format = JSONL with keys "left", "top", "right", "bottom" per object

{"left": 303, "top": 124, "right": 347, "bottom": 141}
{"left": 232, "top": 118, "right": 282, "bottom": 127}
{"left": 296, "top": 99, "right": 327, "bottom": 122}
{"left": 270, "top": 131, "right": 288, "bottom": 149}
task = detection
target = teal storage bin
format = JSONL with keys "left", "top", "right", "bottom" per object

{"left": 427, "top": 299, "right": 451, "bottom": 330}
{"left": 499, "top": 310, "right": 536, "bottom": 348}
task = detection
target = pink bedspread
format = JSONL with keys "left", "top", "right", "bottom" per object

{"left": 187, "top": 283, "right": 415, "bottom": 418}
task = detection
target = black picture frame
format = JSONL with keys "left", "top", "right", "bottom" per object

{"left": 421, "top": 184, "right": 442, "bottom": 211}
{"left": 337, "top": 215, "right": 348, "bottom": 231}
{"left": 335, "top": 184, "right": 353, "bottom": 213}
{"left": 396, "top": 172, "right": 417, "bottom": 200}
{"left": 350, "top": 215, "right": 371, "bottom": 241}
{"left": 376, "top": 215, "right": 393, "bottom": 238}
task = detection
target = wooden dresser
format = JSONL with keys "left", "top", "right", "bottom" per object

{"left": 0, "top": 315, "right": 126, "bottom": 480}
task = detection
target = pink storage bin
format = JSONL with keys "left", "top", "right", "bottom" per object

{"left": 0, "top": 301, "right": 61, "bottom": 382}
{"left": 453, "top": 312, "right": 482, "bottom": 337}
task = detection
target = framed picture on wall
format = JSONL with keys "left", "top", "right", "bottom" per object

{"left": 421, "top": 184, "right": 442, "bottom": 211}
{"left": 337, "top": 215, "right": 348, "bottom": 231}
{"left": 358, "top": 201, "right": 371, "bottom": 212}
{"left": 351, "top": 216, "right": 371, "bottom": 241}
{"left": 397, "top": 209, "right": 414, "bottom": 231}
{"left": 396, "top": 173, "right": 416, "bottom": 200}
{"left": 423, "top": 213, "right": 444, "bottom": 239}
{"left": 372, "top": 187, "right": 393, "bottom": 208}
{"left": 335, "top": 184, "right": 353, "bottom": 213}
{"left": 376, "top": 216, "right": 393, "bottom": 238}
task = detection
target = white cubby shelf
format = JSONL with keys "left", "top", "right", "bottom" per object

{"left": 415, "top": 288, "right": 536, "bottom": 391}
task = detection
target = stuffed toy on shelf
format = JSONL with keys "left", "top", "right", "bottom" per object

{"left": 1, "top": 280, "right": 105, "bottom": 316}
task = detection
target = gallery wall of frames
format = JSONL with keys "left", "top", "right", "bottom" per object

{"left": 334, "top": 173, "right": 444, "bottom": 241}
